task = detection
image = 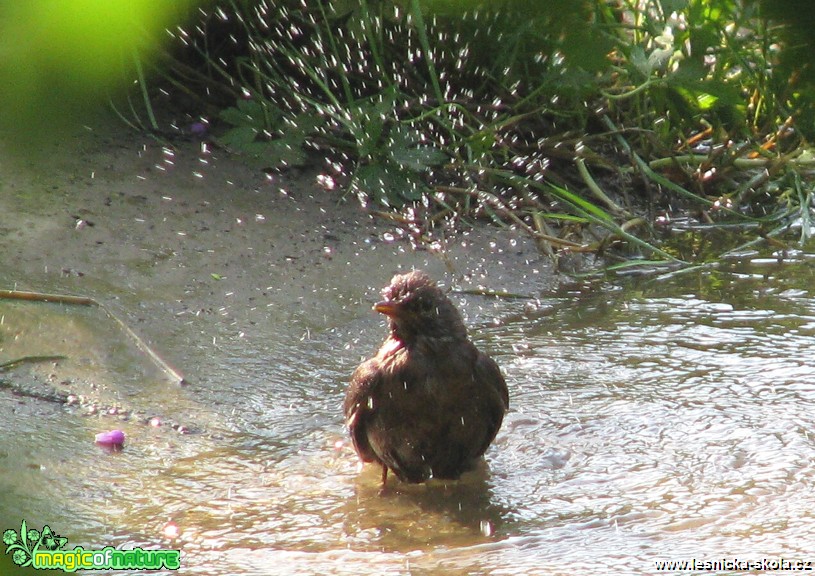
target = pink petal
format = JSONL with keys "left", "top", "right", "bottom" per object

{"left": 95, "top": 429, "right": 126, "bottom": 446}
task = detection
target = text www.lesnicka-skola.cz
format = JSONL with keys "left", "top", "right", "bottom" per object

{"left": 655, "top": 558, "right": 813, "bottom": 572}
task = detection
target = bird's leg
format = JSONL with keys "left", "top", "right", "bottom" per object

{"left": 380, "top": 464, "right": 389, "bottom": 488}
{"left": 376, "top": 465, "right": 390, "bottom": 496}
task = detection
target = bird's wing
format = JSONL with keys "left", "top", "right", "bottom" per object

{"left": 472, "top": 351, "right": 509, "bottom": 455}
{"left": 476, "top": 350, "right": 509, "bottom": 410}
{"left": 343, "top": 359, "right": 382, "bottom": 463}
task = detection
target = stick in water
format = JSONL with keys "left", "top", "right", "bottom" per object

{"left": 0, "top": 289, "right": 186, "bottom": 384}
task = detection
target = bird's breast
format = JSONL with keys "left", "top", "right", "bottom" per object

{"left": 377, "top": 337, "right": 404, "bottom": 359}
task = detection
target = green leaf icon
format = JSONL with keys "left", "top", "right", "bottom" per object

{"left": 2, "top": 529, "right": 18, "bottom": 546}
{"left": 39, "top": 526, "right": 67, "bottom": 551}
{"left": 12, "top": 549, "right": 29, "bottom": 565}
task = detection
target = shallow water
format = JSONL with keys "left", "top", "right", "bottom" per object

{"left": 4, "top": 246, "right": 815, "bottom": 575}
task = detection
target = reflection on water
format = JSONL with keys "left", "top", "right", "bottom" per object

{"left": 4, "top": 252, "right": 815, "bottom": 574}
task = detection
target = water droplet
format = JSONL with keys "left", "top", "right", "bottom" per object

{"left": 163, "top": 521, "right": 180, "bottom": 540}
{"left": 316, "top": 174, "right": 336, "bottom": 190}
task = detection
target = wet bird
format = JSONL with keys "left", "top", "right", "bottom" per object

{"left": 344, "top": 270, "right": 508, "bottom": 486}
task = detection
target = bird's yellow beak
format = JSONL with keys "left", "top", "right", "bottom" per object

{"left": 374, "top": 301, "right": 399, "bottom": 316}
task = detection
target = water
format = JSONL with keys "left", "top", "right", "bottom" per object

{"left": 3, "top": 247, "right": 815, "bottom": 575}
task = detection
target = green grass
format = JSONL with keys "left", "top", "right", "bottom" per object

{"left": 147, "top": 0, "right": 815, "bottom": 270}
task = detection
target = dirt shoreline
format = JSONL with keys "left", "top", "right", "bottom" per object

{"left": 0, "top": 112, "right": 562, "bottom": 402}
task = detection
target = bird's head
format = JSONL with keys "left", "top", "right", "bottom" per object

{"left": 374, "top": 270, "right": 467, "bottom": 345}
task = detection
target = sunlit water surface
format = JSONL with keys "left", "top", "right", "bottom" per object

{"left": 3, "top": 252, "right": 815, "bottom": 575}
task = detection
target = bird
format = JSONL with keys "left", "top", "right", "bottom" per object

{"left": 344, "top": 270, "right": 508, "bottom": 487}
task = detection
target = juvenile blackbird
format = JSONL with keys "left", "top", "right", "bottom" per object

{"left": 344, "top": 270, "right": 508, "bottom": 486}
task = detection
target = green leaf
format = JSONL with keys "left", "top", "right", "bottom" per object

{"left": 537, "top": 212, "right": 590, "bottom": 224}
{"left": 546, "top": 183, "right": 615, "bottom": 223}
{"left": 219, "top": 99, "right": 283, "bottom": 132}
{"left": 286, "top": 112, "right": 324, "bottom": 136}
{"left": 354, "top": 114, "right": 384, "bottom": 159}
{"left": 236, "top": 98, "right": 264, "bottom": 116}
{"left": 349, "top": 90, "right": 399, "bottom": 158}
{"left": 218, "top": 125, "right": 259, "bottom": 149}
{"left": 695, "top": 92, "right": 718, "bottom": 111}
{"left": 263, "top": 139, "right": 308, "bottom": 167}
{"left": 352, "top": 162, "right": 425, "bottom": 206}
{"left": 241, "top": 141, "right": 275, "bottom": 157}
{"left": 386, "top": 127, "right": 446, "bottom": 171}
{"left": 628, "top": 46, "right": 651, "bottom": 78}
{"left": 466, "top": 130, "right": 496, "bottom": 160}
{"left": 390, "top": 145, "right": 446, "bottom": 171}
{"left": 219, "top": 106, "right": 255, "bottom": 128}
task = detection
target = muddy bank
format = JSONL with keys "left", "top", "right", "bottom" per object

{"left": 0, "top": 111, "right": 560, "bottom": 433}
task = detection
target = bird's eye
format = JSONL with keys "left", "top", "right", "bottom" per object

{"left": 417, "top": 297, "right": 435, "bottom": 314}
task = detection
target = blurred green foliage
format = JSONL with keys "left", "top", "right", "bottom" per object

{"left": 0, "top": 0, "right": 195, "bottom": 153}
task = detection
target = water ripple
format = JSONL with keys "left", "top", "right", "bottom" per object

{"left": 15, "top": 257, "right": 815, "bottom": 575}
